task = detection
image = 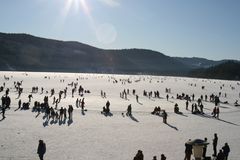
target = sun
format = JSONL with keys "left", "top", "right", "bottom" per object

{"left": 61, "top": 0, "right": 117, "bottom": 45}
{"left": 64, "top": 0, "right": 90, "bottom": 16}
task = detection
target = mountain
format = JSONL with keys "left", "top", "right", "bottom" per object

{"left": 189, "top": 61, "right": 240, "bottom": 80}
{"left": 0, "top": 32, "right": 190, "bottom": 75}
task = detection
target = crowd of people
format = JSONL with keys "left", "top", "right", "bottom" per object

{"left": 0, "top": 74, "right": 238, "bottom": 160}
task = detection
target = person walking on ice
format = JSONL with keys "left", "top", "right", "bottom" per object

{"left": 162, "top": 110, "right": 168, "bottom": 124}
{"left": 37, "top": 140, "right": 46, "bottom": 160}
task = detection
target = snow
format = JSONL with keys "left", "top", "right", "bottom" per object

{"left": 0, "top": 71, "right": 240, "bottom": 160}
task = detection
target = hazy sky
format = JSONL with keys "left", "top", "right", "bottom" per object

{"left": 1, "top": 0, "right": 240, "bottom": 60}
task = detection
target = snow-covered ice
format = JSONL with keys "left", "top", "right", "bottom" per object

{"left": 0, "top": 71, "right": 240, "bottom": 160}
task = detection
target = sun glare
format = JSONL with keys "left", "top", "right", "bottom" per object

{"left": 64, "top": 0, "right": 90, "bottom": 16}
{"left": 61, "top": 0, "right": 117, "bottom": 45}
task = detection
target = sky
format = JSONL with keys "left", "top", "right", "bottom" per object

{"left": 0, "top": 0, "right": 240, "bottom": 60}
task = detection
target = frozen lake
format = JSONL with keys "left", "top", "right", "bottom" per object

{"left": 0, "top": 71, "right": 239, "bottom": 160}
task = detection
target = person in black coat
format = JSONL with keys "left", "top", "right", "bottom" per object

{"left": 133, "top": 150, "right": 144, "bottom": 160}
{"left": 184, "top": 141, "right": 192, "bottom": 160}
{"left": 222, "top": 143, "right": 230, "bottom": 160}
{"left": 1, "top": 105, "right": 6, "bottom": 119}
{"left": 202, "top": 137, "right": 208, "bottom": 158}
{"left": 213, "top": 133, "right": 218, "bottom": 157}
{"left": 161, "top": 154, "right": 166, "bottom": 160}
{"left": 37, "top": 140, "right": 46, "bottom": 160}
{"left": 127, "top": 104, "right": 132, "bottom": 116}
{"left": 5, "top": 96, "right": 11, "bottom": 109}
{"left": 162, "top": 110, "right": 167, "bottom": 124}
{"left": 216, "top": 149, "right": 224, "bottom": 160}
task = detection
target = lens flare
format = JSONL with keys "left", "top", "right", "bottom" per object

{"left": 61, "top": 0, "right": 117, "bottom": 45}
{"left": 63, "top": 0, "right": 90, "bottom": 16}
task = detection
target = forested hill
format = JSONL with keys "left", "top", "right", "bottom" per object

{"left": 0, "top": 32, "right": 239, "bottom": 80}
{"left": 189, "top": 61, "right": 240, "bottom": 80}
{"left": 0, "top": 32, "right": 189, "bottom": 75}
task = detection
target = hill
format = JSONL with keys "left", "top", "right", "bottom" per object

{"left": 189, "top": 61, "right": 240, "bottom": 80}
{"left": 0, "top": 32, "right": 189, "bottom": 75}
{"left": 0, "top": 32, "right": 239, "bottom": 79}
{"left": 173, "top": 57, "right": 227, "bottom": 69}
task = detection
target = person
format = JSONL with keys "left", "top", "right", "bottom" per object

{"left": 133, "top": 150, "right": 144, "bottom": 160}
{"left": 212, "top": 107, "right": 217, "bottom": 118}
{"left": 184, "top": 140, "right": 192, "bottom": 160}
{"left": 106, "top": 100, "right": 110, "bottom": 114}
{"left": 5, "top": 96, "right": 11, "bottom": 109}
{"left": 202, "top": 137, "right": 208, "bottom": 158}
{"left": 213, "top": 133, "right": 218, "bottom": 157}
{"left": 63, "top": 108, "right": 67, "bottom": 120}
{"left": 191, "top": 103, "right": 194, "bottom": 113}
{"left": 174, "top": 103, "right": 179, "bottom": 113}
{"left": 18, "top": 99, "right": 22, "bottom": 109}
{"left": 215, "top": 96, "right": 220, "bottom": 106}
{"left": 151, "top": 106, "right": 161, "bottom": 115}
{"left": 45, "top": 106, "right": 50, "bottom": 120}
{"left": 216, "top": 149, "right": 225, "bottom": 160}
{"left": 162, "top": 110, "right": 167, "bottom": 124}
{"left": 76, "top": 98, "right": 79, "bottom": 108}
{"left": 152, "top": 156, "right": 157, "bottom": 160}
{"left": 59, "top": 107, "right": 64, "bottom": 121}
{"left": 68, "top": 105, "right": 73, "bottom": 120}
{"left": 174, "top": 103, "right": 182, "bottom": 114}
{"left": 186, "top": 100, "right": 189, "bottom": 110}
{"left": 81, "top": 98, "right": 85, "bottom": 110}
{"left": 199, "top": 104, "right": 204, "bottom": 114}
{"left": 222, "top": 143, "right": 230, "bottom": 160}
{"left": 28, "top": 94, "right": 33, "bottom": 102}
{"left": 216, "top": 107, "right": 220, "bottom": 118}
{"left": 136, "top": 95, "right": 139, "bottom": 103}
{"left": 161, "top": 154, "right": 166, "bottom": 160}
{"left": 1, "top": 105, "right": 6, "bottom": 119}
{"left": 37, "top": 140, "right": 46, "bottom": 160}
{"left": 126, "top": 104, "right": 132, "bottom": 116}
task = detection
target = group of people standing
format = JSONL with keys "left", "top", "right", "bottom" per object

{"left": 184, "top": 133, "right": 230, "bottom": 160}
